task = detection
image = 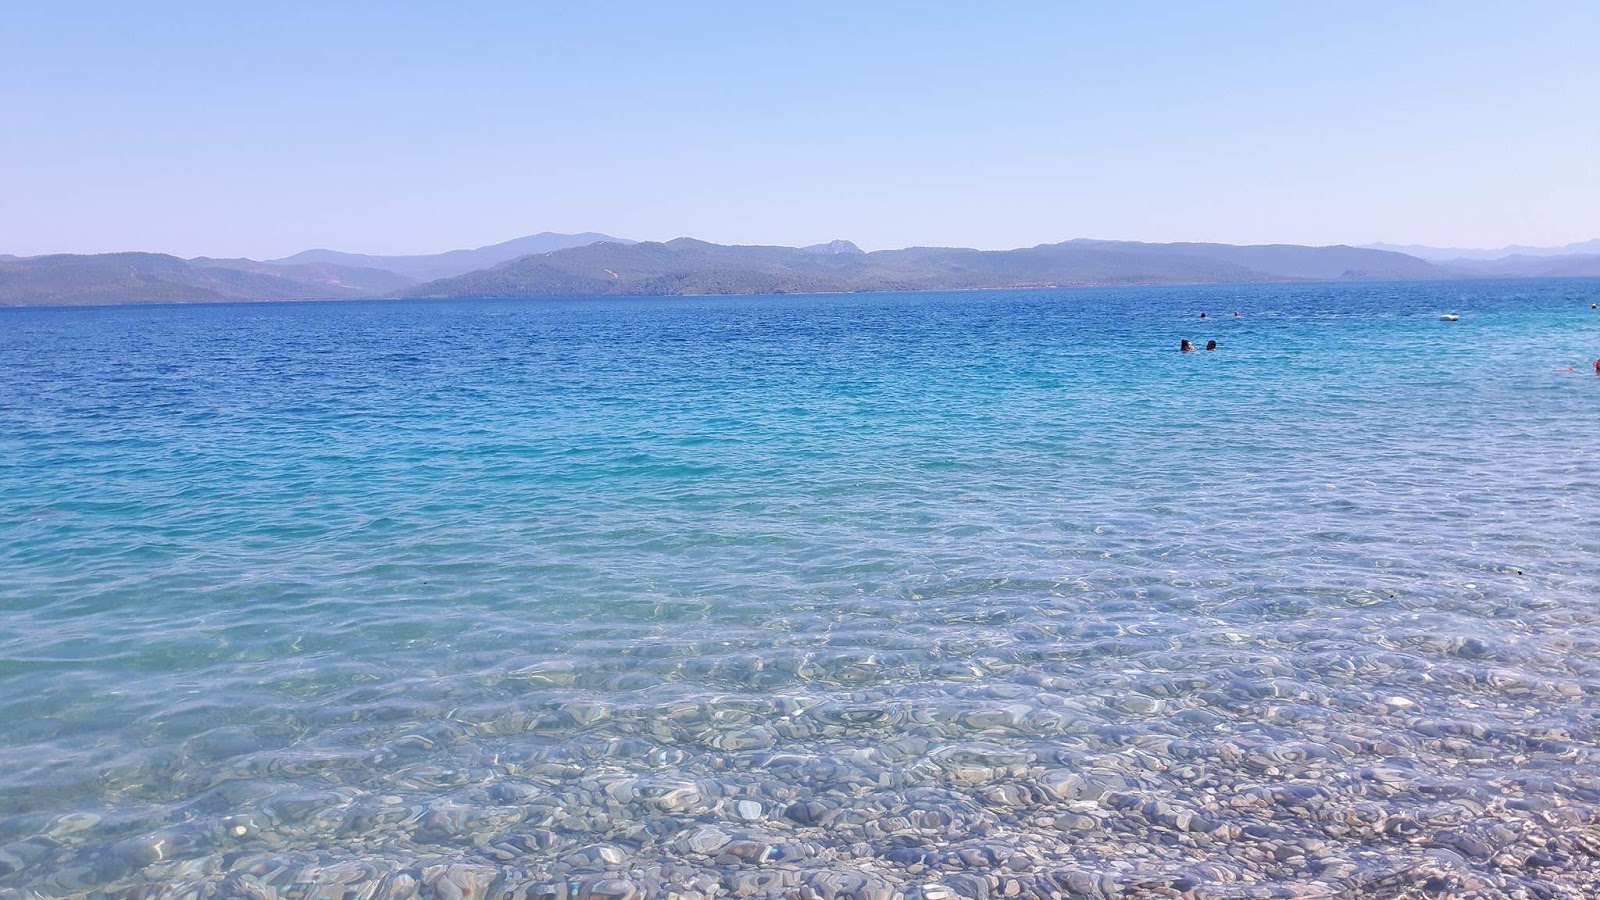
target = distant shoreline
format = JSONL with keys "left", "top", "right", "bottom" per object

{"left": 10, "top": 235, "right": 1600, "bottom": 308}
{"left": 4, "top": 274, "right": 1598, "bottom": 312}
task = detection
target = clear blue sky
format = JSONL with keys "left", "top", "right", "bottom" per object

{"left": 2, "top": 1, "right": 1596, "bottom": 258}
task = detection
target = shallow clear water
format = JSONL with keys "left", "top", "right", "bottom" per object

{"left": 2, "top": 281, "right": 1600, "bottom": 899}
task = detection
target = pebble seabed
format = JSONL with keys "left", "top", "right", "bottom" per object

{"left": 4, "top": 584, "right": 1600, "bottom": 900}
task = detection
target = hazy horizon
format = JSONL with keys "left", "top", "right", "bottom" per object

{"left": 4, "top": 2, "right": 1597, "bottom": 258}
{"left": 10, "top": 231, "right": 1600, "bottom": 263}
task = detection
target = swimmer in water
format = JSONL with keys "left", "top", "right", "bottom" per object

{"left": 1180, "top": 339, "right": 1196, "bottom": 352}
{"left": 1594, "top": 359, "right": 1600, "bottom": 375}
{"left": 1199, "top": 312, "right": 1208, "bottom": 320}
{"left": 1205, "top": 340, "right": 1218, "bottom": 351}
{"left": 1233, "top": 311, "right": 1240, "bottom": 318}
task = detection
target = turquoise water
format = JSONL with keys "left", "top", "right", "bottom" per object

{"left": 2, "top": 280, "right": 1600, "bottom": 898}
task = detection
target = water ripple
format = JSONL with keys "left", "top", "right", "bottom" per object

{"left": 2, "top": 281, "right": 1600, "bottom": 897}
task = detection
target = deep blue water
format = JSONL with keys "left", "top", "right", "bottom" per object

{"left": 2, "top": 280, "right": 1600, "bottom": 897}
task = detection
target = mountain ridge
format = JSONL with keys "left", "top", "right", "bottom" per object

{"left": 1444, "top": 254, "right": 1600, "bottom": 278}
{"left": 0, "top": 252, "right": 381, "bottom": 306}
{"left": 0, "top": 232, "right": 634, "bottom": 306}
{"left": 271, "top": 232, "right": 633, "bottom": 281}
{"left": 405, "top": 237, "right": 1446, "bottom": 299}
{"left": 1364, "top": 239, "right": 1600, "bottom": 262}
{"left": 7, "top": 234, "right": 1597, "bottom": 307}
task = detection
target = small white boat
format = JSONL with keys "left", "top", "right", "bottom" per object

{"left": 1440, "top": 313, "right": 1460, "bottom": 322}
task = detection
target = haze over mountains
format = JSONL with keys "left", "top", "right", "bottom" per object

{"left": 1361, "top": 240, "right": 1600, "bottom": 279}
{"left": 272, "top": 232, "right": 634, "bottom": 281}
{"left": 2, "top": 233, "right": 1598, "bottom": 306}
{"left": 407, "top": 239, "right": 1441, "bottom": 299}
{"left": 1365, "top": 239, "right": 1600, "bottom": 262}
{"left": 0, "top": 233, "right": 630, "bottom": 306}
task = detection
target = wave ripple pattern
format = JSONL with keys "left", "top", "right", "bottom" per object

{"left": 2, "top": 281, "right": 1600, "bottom": 898}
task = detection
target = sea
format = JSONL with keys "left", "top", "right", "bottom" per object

{"left": 1, "top": 279, "right": 1599, "bottom": 898}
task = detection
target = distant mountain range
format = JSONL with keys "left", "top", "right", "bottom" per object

{"left": 1443, "top": 255, "right": 1600, "bottom": 278}
{"left": 1364, "top": 239, "right": 1600, "bottom": 262}
{"left": 0, "top": 252, "right": 396, "bottom": 306}
{"left": 2, "top": 232, "right": 1597, "bottom": 306}
{"left": 0, "top": 233, "right": 630, "bottom": 306}
{"left": 407, "top": 238, "right": 1441, "bottom": 299}
{"left": 271, "top": 232, "right": 633, "bottom": 281}
{"left": 1360, "top": 240, "right": 1600, "bottom": 278}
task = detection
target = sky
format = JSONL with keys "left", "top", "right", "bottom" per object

{"left": 2, "top": 1, "right": 1596, "bottom": 258}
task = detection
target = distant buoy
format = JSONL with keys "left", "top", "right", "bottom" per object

{"left": 1440, "top": 314, "right": 1460, "bottom": 322}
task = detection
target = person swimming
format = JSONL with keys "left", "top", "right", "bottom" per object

{"left": 1199, "top": 312, "right": 1208, "bottom": 320}
{"left": 1180, "top": 339, "right": 1196, "bottom": 352}
{"left": 1233, "top": 311, "right": 1240, "bottom": 318}
{"left": 1205, "top": 340, "right": 1218, "bottom": 351}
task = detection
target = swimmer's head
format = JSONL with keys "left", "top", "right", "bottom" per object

{"left": 1180, "top": 339, "right": 1195, "bottom": 352}
{"left": 1205, "top": 340, "right": 1218, "bottom": 351}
